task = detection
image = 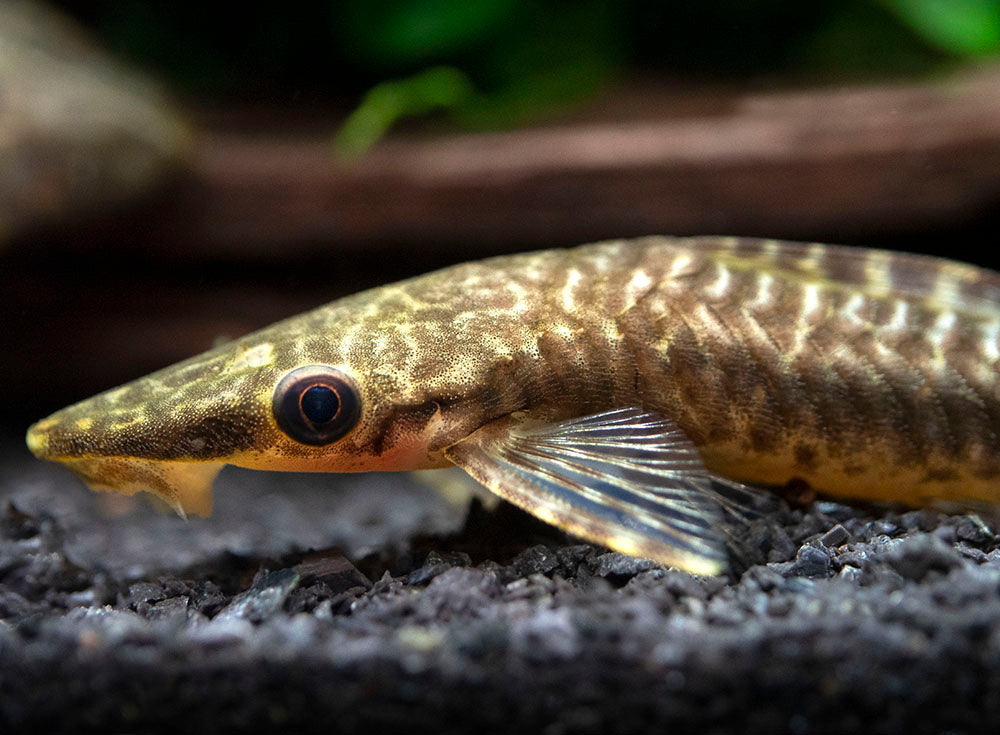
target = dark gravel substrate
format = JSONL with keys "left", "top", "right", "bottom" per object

{"left": 3, "top": 440, "right": 1000, "bottom": 734}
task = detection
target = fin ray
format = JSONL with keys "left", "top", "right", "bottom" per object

{"left": 445, "top": 407, "right": 744, "bottom": 575}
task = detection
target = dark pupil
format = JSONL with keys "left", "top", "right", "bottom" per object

{"left": 300, "top": 385, "right": 339, "bottom": 424}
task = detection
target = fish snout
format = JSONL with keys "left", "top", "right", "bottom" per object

{"left": 26, "top": 419, "right": 55, "bottom": 459}
{"left": 25, "top": 409, "right": 108, "bottom": 462}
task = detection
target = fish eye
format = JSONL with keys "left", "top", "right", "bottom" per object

{"left": 272, "top": 365, "right": 360, "bottom": 445}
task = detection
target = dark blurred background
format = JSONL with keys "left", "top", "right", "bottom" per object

{"left": 3, "top": 0, "right": 1000, "bottom": 430}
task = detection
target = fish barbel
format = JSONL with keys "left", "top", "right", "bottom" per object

{"left": 25, "top": 237, "right": 1000, "bottom": 575}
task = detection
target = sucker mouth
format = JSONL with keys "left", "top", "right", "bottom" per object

{"left": 48, "top": 455, "right": 224, "bottom": 519}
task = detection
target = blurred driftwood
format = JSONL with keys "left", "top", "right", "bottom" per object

{"left": 140, "top": 64, "right": 1000, "bottom": 257}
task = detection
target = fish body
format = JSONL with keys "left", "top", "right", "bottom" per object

{"left": 26, "top": 237, "right": 1000, "bottom": 574}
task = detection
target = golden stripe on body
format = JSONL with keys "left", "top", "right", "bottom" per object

{"left": 661, "top": 239, "right": 1000, "bottom": 504}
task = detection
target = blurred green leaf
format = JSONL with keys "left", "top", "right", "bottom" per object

{"left": 333, "top": 66, "right": 475, "bottom": 157}
{"left": 881, "top": 0, "right": 1000, "bottom": 56}
{"left": 456, "top": 1, "right": 621, "bottom": 127}
{"left": 339, "top": 0, "right": 519, "bottom": 65}
{"left": 335, "top": 1, "right": 623, "bottom": 154}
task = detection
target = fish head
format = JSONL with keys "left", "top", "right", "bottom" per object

{"left": 25, "top": 332, "right": 288, "bottom": 516}
{"left": 26, "top": 278, "right": 528, "bottom": 516}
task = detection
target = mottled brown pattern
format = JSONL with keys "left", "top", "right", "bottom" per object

{"left": 27, "top": 236, "right": 1000, "bottom": 510}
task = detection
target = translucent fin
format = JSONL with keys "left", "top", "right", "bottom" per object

{"left": 409, "top": 467, "right": 499, "bottom": 509}
{"left": 58, "top": 457, "right": 223, "bottom": 518}
{"left": 445, "top": 407, "right": 739, "bottom": 575}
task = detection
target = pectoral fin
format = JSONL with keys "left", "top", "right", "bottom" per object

{"left": 445, "top": 407, "right": 739, "bottom": 576}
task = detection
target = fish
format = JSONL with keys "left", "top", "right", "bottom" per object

{"left": 25, "top": 236, "right": 1000, "bottom": 576}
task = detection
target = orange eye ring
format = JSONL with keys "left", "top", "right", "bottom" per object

{"left": 272, "top": 365, "right": 360, "bottom": 445}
